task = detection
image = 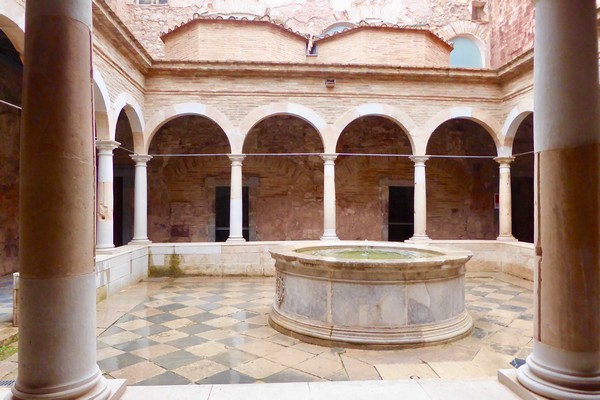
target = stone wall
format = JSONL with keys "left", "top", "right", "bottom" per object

{"left": 112, "top": 0, "right": 473, "bottom": 60}
{"left": 0, "top": 45, "right": 22, "bottom": 276}
{"left": 488, "top": 0, "right": 535, "bottom": 68}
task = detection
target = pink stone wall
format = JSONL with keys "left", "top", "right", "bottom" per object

{"left": 489, "top": 0, "right": 535, "bottom": 68}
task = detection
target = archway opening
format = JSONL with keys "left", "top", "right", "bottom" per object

{"left": 426, "top": 119, "right": 497, "bottom": 239}
{"left": 336, "top": 116, "right": 413, "bottom": 241}
{"left": 0, "top": 27, "right": 22, "bottom": 275}
{"left": 148, "top": 115, "right": 231, "bottom": 242}
{"left": 511, "top": 113, "right": 534, "bottom": 243}
{"left": 113, "top": 110, "right": 136, "bottom": 246}
{"left": 242, "top": 115, "right": 324, "bottom": 240}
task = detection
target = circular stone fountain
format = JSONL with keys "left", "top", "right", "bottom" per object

{"left": 269, "top": 241, "right": 473, "bottom": 348}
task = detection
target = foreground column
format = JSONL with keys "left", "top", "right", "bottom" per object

{"left": 517, "top": 1, "right": 600, "bottom": 399}
{"left": 129, "top": 155, "right": 152, "bottom": 244}
{"left": 409, "top": 156, "right": 430, "bottom": 240}
{"left": 13, "top": 0, "right": 111, "bottom": 399}
{"left": 227, "top": 155, "right": 246, "bottom": 242}
{"left": 96, "top": 140, "right": 120, "bottom": 250}
{"left": 321, "top": 154, "right": 339, "bottom": 240}
{"left": 495, "top": 156, "right": 516, "bottom": 241}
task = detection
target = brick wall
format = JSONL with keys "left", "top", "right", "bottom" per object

{"left": 314, "top": 28, "right": 451, "bottom": 68}
{"left": 489, "top": 0, "right": 535, "bottom": 68}
{"left": 163, "top": 20, "right": 307, "bottom": 63}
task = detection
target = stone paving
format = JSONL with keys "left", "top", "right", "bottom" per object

{"left": 0, "top": 273, "right": 534, "bottom": 386}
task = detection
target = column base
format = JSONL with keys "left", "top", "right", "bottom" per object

{"left": 497, "top": 235, "right": 518, "bottom": 242}
{"left": 515, "top": 342, "right": 600, "bottom": 400}
{"left": 128, "top": 239, "right": 152, "bottom": 245}
{"left": 10, "top": 372, "right": 118, "bottom": 400}
{"left": 226, "top": 237, "right": 246, "bottom": 243}
{"left": 320, "top": 234, "right": 340, "bottom": 241}
{"left": 407, "top": 234, "right": 430, "bottom": 242}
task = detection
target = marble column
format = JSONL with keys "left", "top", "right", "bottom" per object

{"left": 129, "top": 155, "right": 152, "bottom": 244}
{"left": 321, "top": 154, "right": 339, "bottom": 240}
{"left": 227, "top": 155, "right": 246, "bottom": 243}
{"left": 96, "top": 139, "right": 120, "bottom": 250}
{"left": 495, "top": 156, "right": 516, "bottom": 241}
{"left": 516, "top": 1, "right": 600, "bottom": 399}
{"left": 13, "top": 0, "right": 111, "bottom": 399}
{"left": 409, "top": 156, "right": 430, "bottom": 241}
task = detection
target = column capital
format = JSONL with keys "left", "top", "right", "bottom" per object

{"left": 321, "top": 153, "right": 338, "bottom": 163}
{"left": 130, "top": 154, "right": 152, "bottom": 164}
{"left": 494, "top": 156, "right": 515, "bottom": 166}
{"left": 95, "top": 139, "right": 120, "bottom": 151}
{"left": 228, "top": 154, "right": 246, "bottom": 165}
{"left": 409, "top": 155, "right": 429, "bottom": 165}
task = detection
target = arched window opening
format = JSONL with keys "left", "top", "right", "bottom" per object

{"left": 449, "top": 36, "right": 483, "bottom": 69}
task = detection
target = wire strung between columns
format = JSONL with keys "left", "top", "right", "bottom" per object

{"left": 0, "top": 99, "right": 21, "bottom": 110}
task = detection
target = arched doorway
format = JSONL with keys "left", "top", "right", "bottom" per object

{"left": 426, "top": 119, "right": 498, "bottom": 239}
{"left": 336, "top": 116, "right": 413, "bottom": 240}
{"left": 511, "top": 113, "right": 534, "bottom": 242}
{"left": 113, "top": 110, "right": 136, "bottom": 246}
{"left": 242, "top": 115, "right": 324, "bottom": 240}
{"left": 148, "top": 115, "right": 231, "bottom": 242}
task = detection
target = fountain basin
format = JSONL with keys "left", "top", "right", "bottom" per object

{"left": 269, "top": 241, "right": 473, "bottom": 348}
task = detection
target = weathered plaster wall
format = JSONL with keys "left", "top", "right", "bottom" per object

{"left": 0, "top": 52, "right": 21, "bottom": 275}
{"left": 113, "top": 0, "right": 474, "bottom": 59}
{"left": 488, "top": 0, "right": 534, "bottom": 68}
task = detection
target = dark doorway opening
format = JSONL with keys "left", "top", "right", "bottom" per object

{"left": 215, "top": 186, "right": 249, "bottom": 242}
{"left": 512, "top": 177, "right": 534, "bottom": 243}
{"left": 114, "top": 176, "right": 124, "bottom": 247}
{"left": 388, "top": 186, "right": 414, "bottom": 241}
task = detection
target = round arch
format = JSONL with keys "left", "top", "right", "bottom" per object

{"left": 500, "top": 99, "right": 534, "bottom": 156}
{"left": 145, "top": 103, "right": 235, "bottom": 154}
{"left": 239, "top": 102, "right": 327, "bottom": 154}
{"left": 436, "top": 21, "right": 488, "bottom": 68}
{"left": 0, "top": 1, "right": 25, "bottom": 58}
{"left": 423, "top": 107, "right": 502, "bottom": 155}
{"left": 111, "top": 93, "right": 145, "bottom": 153}
{"left": 93, "top": 69, "right": 111, "bottom": 140}
{"left": 332, "top": 103, "right": 417, "bottom": 154}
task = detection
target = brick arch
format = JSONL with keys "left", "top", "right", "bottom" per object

{"left": 331, "top": 103, "right": 417, "bottom": 155}
{"left": 423, "top": 107, "right": 502, "bottom": 155}
{"left": 436, "top": 20, "right": 489, "bottom": 67}
{"left": 111, "top": 93, "right": 145, "bottom": 153}
{"left": 500, "top": 99, "right": 534, "bottom": 156}
{"left": 239, "top": 102, "right": 327, "bottom": 153}
{"left": 0, "top": 1, "right": 25, "bottom": 58}
{"left": 144, "top": 103, "right": 235, "bottom": 154}
{"left": 93, "top": 69, "right": 111, "bottom": 140}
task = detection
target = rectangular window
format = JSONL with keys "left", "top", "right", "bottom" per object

{"left": 471, "top": 1, "right": 486, "bottom": 21}
{"left": 137, "top": 0, "right": 168, "bottom": 5}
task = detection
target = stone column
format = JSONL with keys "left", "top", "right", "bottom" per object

{"left": 495, "top": 156, "right": 516, "bottom": 241}
{"left": 96, "top": 139, "right": 120, "bottom": 250}
{"left": 129, "top": 155, "right": 152, "bottom": 244}
{"left": 227, "top": 155, "right": 246, "bottom": 243}
{"left": 516, "top": 1, "right": 600, "bottom": 399}
{"left": 409, "top": 156, "right": 430, "bottom": 241}
{"left": 321, "top": 154, "right": 339, "bottom": 240}
{"left": 13, "top": 0, "right": 111, "bottom": 399}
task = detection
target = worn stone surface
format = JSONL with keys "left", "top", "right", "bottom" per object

{"left": 488, "top": 0, "right": 535, "bottom": 68}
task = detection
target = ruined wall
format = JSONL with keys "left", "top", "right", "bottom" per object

{"left": 488, "top": 0, "right": 534, "bottom": 68}
{"left": 112, "top": 0, "right": 473, "bottom": 59}
{"left": 0, "top": 50, "right": 22, "bottom": 275}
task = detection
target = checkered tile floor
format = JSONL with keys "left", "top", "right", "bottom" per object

{"left": 90, "top": 274, "right": 534, "bottom": 385}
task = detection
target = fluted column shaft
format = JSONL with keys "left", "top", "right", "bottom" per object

{"left": 321, "top": 154, "right": 339, "bottom": 240}
{"left": 227, "top": 155, "right": 246, "bottom": 243}
{"left": 14, "top": 0, "right": 110, "bottom": 398}
{"left": 129, "top": 154, "right": 152, "bottom": 244}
